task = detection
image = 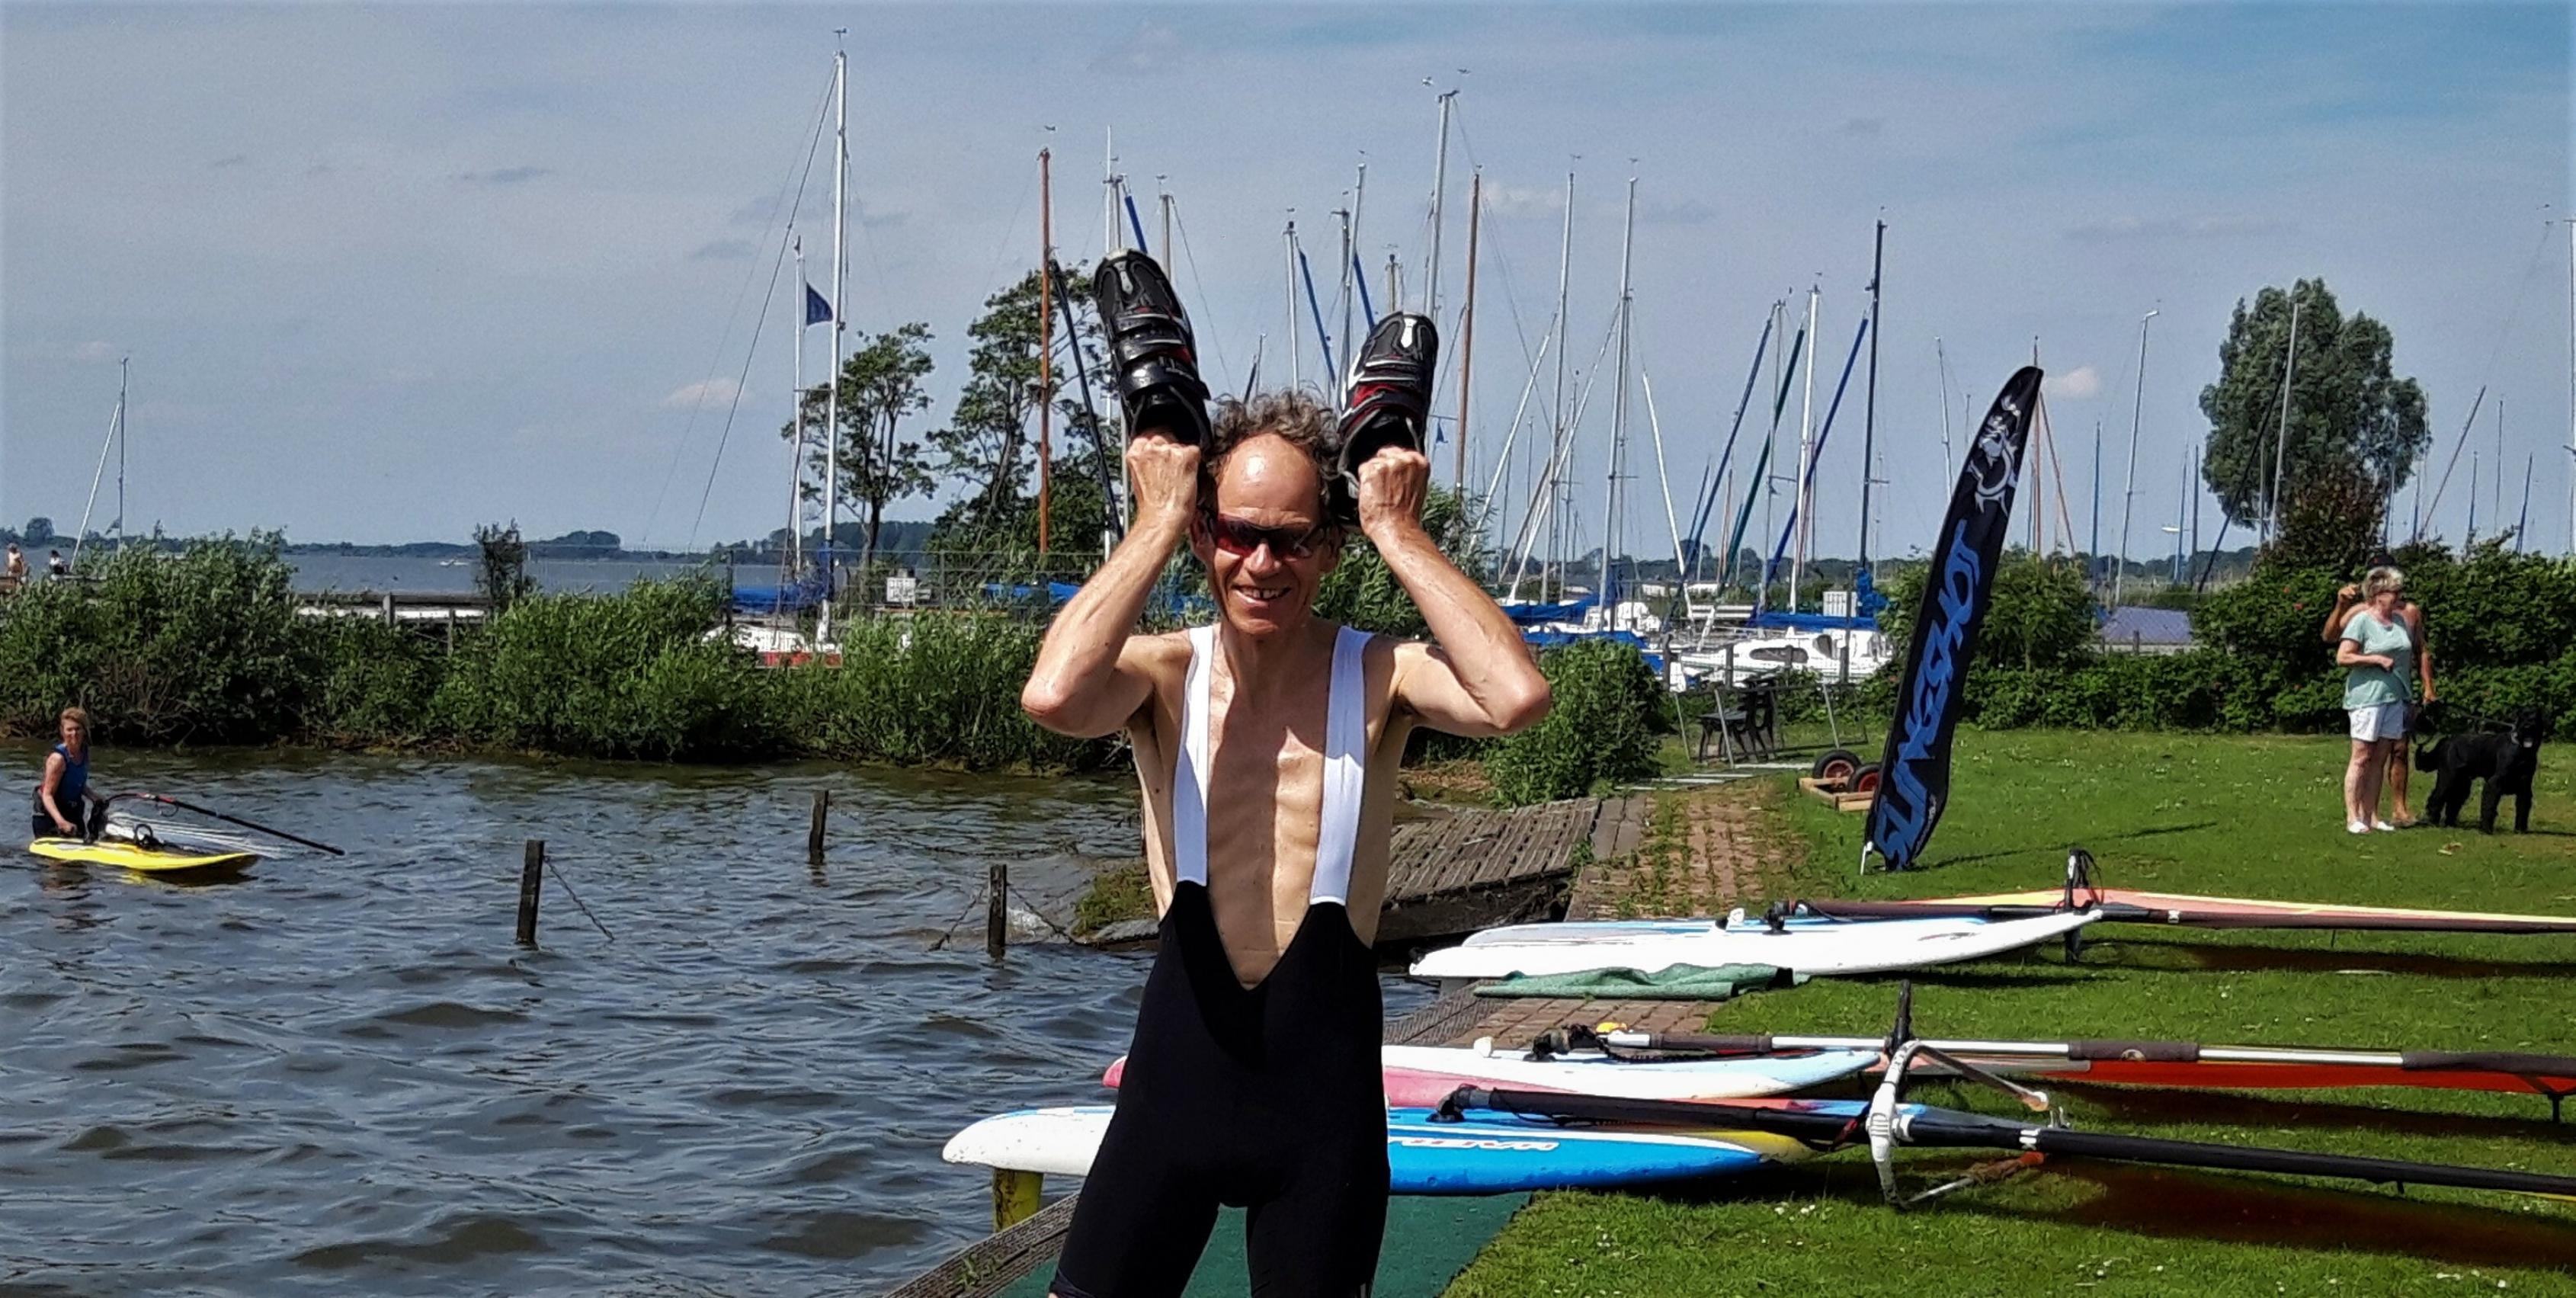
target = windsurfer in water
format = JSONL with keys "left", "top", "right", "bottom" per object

{"left": 33, "top": 707, "right": 105, "bottom": 841}
{"left": 1021, "top": 253, "right": 1548, "bottom": 1298}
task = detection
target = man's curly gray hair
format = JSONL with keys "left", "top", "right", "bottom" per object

{"left": 1198, "top": 390, "right": 1338, "bottom": 519}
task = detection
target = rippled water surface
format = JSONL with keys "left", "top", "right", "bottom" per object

{"left": 2, "top": 751, "right": 1423, "bottom": 1295}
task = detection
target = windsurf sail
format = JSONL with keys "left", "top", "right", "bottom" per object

{"left": 1441, "top": 1072, "right": 2576, "bottom": 1207}
{"left": 1806, "top": 848, "right": 2576, "bottom": 935}
{"left": 1863, "top": 367, "right": 2041, "bottom": 873}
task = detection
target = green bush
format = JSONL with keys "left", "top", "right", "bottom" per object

{"left": 0, "top": 537, "right": 309, "bottom": 743}
{"left": 780, "top": 613, "right": 1117, "bottom": 771}
{"left": 306, "top": 614, "right": 447, "bottom": 742}
{"left": 1486, "top": 639, "right": 1662, "bottom": 806}
{"left": 431, "top": 575, "right": 780, "bottom": 759}
{"left": 1314, "top": 486, "right": 1484, "bottom": 637}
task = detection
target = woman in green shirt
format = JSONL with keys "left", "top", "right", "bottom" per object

{"left": 2334, "top": 567, "right": 2416, "bottom": 834}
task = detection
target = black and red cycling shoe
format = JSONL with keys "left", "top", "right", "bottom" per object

{"left": 1091, "top": 251, "right": 1212, "bottom": 447}
{"left": 1332, "top": 312, "right": 1439, "bottom": 523}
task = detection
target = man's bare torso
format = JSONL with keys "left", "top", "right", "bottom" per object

{"left": 1123, "top": 620, "right": 1413, "bottom": 986}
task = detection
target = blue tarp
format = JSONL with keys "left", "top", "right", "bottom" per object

{"left": 1520, "top": 627, "right": 1674, "bottom": 680}
{"left": 1500, "top": 597, "right": 1600, "bottom": 626}
{"left": 982, "top": 581, "right": 1214, "bottom": 618}
{"left": 730, "top": 578, "right": 828, "bottom": 615}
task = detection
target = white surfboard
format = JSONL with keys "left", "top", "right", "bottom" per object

{"left": 1409, "top": 909, "right": 2098, "bottom": 981}
{"left": 1101, "top": 1043, "right": 1876, "bottom": 1107}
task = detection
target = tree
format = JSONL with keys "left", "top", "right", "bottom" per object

{"left": 473, "top": 521, "right": 535, "bottom": 613}
{"left": 928, "top": 272, "right": 1046, "bottom": 545}
{"left": 2199, "top": 279, "right": 2427, "bottom": 532}
{"left": 790, "top": 322, "right": 936, "bottom": 571}
{"left": 23, "top": 518, "right": 53, "bottom": 546}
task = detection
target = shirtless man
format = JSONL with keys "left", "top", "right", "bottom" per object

{"left": 1021, "top": 254, "right": 1548, "bottom": 1298}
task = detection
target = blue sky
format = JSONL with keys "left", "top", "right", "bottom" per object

{"left": 4, "top": 2, "right": 2568, "bottom": 561}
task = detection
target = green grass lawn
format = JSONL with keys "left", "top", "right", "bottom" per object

{"left": 1447, "top": 730, "right": 2576, "bottom": 1296}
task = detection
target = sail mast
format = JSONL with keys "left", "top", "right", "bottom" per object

{"left": 1857, "top": 220, "right": 1883, "bottom": 572}
{"left": 1600, "top": 175, "right": 1636, "bottom": 616}
{"left": 2115, "top": 310, "right": 2156, "bottom": 605}
{"left": 1425, "top": 88, "right": 1456, "bottom": 318}
{"left": 1455, "top": 168, "right": 1481, "bottom": 494}
{"left": 1037, "top": 147, "right": 1053, "bottom": 556}
{"left": 1789, "top": 285, "right": 1818, "bottom": 609}
{"left": 1284, "top": 217, "right": 1302, "bottom": 392}
{"left": 1547, "top": 168, "right": 1574, "bottom": 602}
{"left": 821, "top": 37, "right": 846, "bottom": 642}
{"left": 2267, "top": 292, "right": 2302, "bottom": 546}
{"left": 788, "top": 234, "right": 806, "bottom": 580}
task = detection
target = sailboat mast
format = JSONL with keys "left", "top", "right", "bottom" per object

{"left": 1548, "top": 169, "right": 1574, "bottom": 602}
{"left": 1037, "top": 148, "right": 1054, "bottom": 556}
{"left": 1857, "top": 220, "right": 1883, "bottom": 572}
{"left": 1159, "top": 181, "right": 1172, "bottom": 264}
{"left": 1456, "top": 168, "right": 1481, "bottom": 494}
{"left": 1284, "top": 218, "right": 1302, "bottom": 392}
{"left": 1426, "top": 88, "right": 1456, "bottom": 318}
{"left": 2116, "top": 310, "right": 2156, "bottom": 606}
{"left": 1349, "top": 160, "right": 1368, "bottom": 322}
{"left": 1103, "top": 130, "right": 1118, "bottom": 255}
{"left": 1600, "top": 175, "right": 1636, "bottom": 614}
{"left": 821, "top": 38, "right": 847, "bottom": 641}
{"left": 2267, "top": 293, "right": 2302, "bottom": 546}
{"left": 115, "top": 356, "right": 129, "bottom": 552}
{"left": 1334, "top": 204, "right": 1354, "bottom": 402}
{"left": 1789, "top": 285, "right": 1818, "bottom": 609}
{"left": 788, "top": 234, "right": 806, "bottom": 578}
{"left": 2494, "top": 398, "right": 2506, "bottom": 531}
{"left": 1935, "top": 337, "right": 1955, "bottom": 486}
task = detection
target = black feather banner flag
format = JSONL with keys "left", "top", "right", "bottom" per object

{"left": 1863, "top": 367, "right": 2043, "bottom": 873}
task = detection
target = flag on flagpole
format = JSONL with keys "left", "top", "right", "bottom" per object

{"left": 804, "top": 285, "right": 833, "bottom": 327}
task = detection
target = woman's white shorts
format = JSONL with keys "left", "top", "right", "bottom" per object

{"left": 2348, "top": 702, "right": 2408, "bottom": 742}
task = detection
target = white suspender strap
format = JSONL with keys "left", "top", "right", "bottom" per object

{"left": 1174, "top": 623, "right": 1369, "bottom": 902}
{"left": 1312, "top": 627, "right": 1370, "bottom": 906}
{"left": 1172, "top": 624, "right": 1216, "bottom": 888}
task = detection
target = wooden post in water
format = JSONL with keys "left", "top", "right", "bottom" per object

{"left": 986, "top": 861, "right": 1008, "bottom": 959}
{"left": 807, "top": 790, "right": 830, "bottom": 864}
{"left": 516, "top": 840, "right": 545, "bottom": 946}
{"left": 381, "top": 591, "right": 396, "bottom": 626}
{"left": 992, "top": 1168, "right": 1042, "bottom": 1231}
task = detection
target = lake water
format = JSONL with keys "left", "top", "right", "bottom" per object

{"left": 2, "top": 750, "right": 1428, "bottom": 1295}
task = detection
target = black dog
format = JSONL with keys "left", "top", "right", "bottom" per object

{"left": 2416, "top": 708, "right": 2547, "bottom": 832}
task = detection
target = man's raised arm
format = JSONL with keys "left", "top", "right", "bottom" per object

{"left": 1354, "top": 448, "right": 1550, "bottom": 738}
{"left": 1020, "top": 437, "right": 1198, "bottom": 738}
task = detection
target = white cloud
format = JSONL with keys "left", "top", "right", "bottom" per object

{"left": 661, "top": 377, "right": 740, "bottom": 409}
{"left": 2045, "top": 366, "right": 2103, "bottom": 400}
{"left": 67, "top": 341, "right": 118, "bottom": 363}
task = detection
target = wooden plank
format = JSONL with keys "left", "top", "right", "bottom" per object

{"left": 1421, "top": 810, "right": 1510, "bottom": 896}
{"left": 878, "top": 1192, "right": 1080, "bottom": 1298}
{"left": 1392, "top": 811, "right": 1485, "bottom": 901}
